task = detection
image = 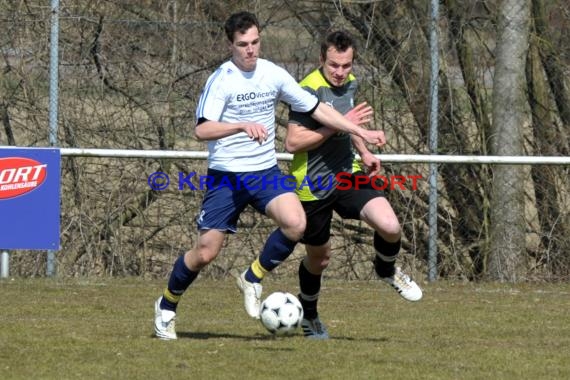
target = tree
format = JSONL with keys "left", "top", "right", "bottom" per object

{"left": 488, "top": 0, "right": 530, "bottom": 281}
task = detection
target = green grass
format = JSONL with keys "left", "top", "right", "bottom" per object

{"left": 1, "top": 277, "right": 569, "bottom": 380}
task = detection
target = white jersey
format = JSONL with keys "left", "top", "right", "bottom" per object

{"left": 195, "top": 58, "right": 318, "bottom": 172}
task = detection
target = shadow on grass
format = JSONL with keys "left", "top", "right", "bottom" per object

{"left": 151, "top": 331, "right": 273, "bottom": 340}
{"left": 153, "top": 331, "right": 390, "bottom": 343}
{"left": 329, "top": 336, "right": 389, "bottom": 342}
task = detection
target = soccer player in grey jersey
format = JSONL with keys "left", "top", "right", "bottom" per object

{"left": 286, "top": 30, "right": 423, "bottom": 339}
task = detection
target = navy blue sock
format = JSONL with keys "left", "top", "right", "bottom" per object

{"left": 245, "top": 228, "right": 297, "bottom": 283}
{"left": 160, "top": 255, "right": 199, "bottom": 312}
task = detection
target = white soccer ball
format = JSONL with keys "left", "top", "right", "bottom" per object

{"left": 259, "top": 292, "right": 304, "bottom": 335}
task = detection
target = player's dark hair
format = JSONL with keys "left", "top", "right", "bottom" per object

{"left": 224, "top": 11, "right": 260, "bottom": 42}
{"left": 320, "top": 30, "right": 357, "bottom": 61}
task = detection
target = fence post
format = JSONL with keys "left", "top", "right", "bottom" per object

{"left": 428, "top": 0, "right": 440, "bottom": 282}
{"left": 1, "top": 250, "right": 9, "bottom": 278}
{"left": 47, "top": 0, "right": 60, "bottom": 277}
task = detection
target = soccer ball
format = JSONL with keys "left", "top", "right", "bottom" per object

{"left": 259, "top": 292, "right": 304, "bottom": 335}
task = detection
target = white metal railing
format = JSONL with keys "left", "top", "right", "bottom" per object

{"left": 4, "top": 146, "right": 570, "bottom": 164}
{"left": 58, "top": 148, "right": 570, "bottom": 165}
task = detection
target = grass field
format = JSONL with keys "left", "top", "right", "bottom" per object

{"left": 1, "top": 277, "right": 569, "bottom": 380}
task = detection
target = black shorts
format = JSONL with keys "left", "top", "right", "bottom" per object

{"left": 300, "top": 172, "right": 386, "bottom": 246}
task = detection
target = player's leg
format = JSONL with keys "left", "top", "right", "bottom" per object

{"left": 238, "top": 192, "right": 304, "bottom": 312}
{"left": 238, "top": 191, "right": 304, "bottom": 319}
{"left": 266, "top": 191, "right": 306, "bottom": 241}
{"left": 335, "top": 175, "right": 422, "bottom": 301}
{"left": 155, "top": 171, "right": 246, "bottom": 338}
{"left": 154, "top": 229, "right": 225, "bottom": 340}
{"left": 300, "top": 242, "right": 331, "bottom": 317}
{"left": 360, "top": 196, "right": 422, "bottom": 301}
{"left": 238, "top": 166, "right": 305, "bottom": 318}
{"left": 161, "top": 229, "right": 226, "bottom": 312}
{"left": 242, "top": 166, "right": 305, "bottom": 284}
{"left": 297, "top": 198, "right": 334, "bottom": 339}
{"left": 360, "top": 196, "right": 401, "bottom": 277}
{"left": 299, "top": 243, "right": 331, "bottom": 339}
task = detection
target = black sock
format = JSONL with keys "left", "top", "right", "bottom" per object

{"left": 373, "top": 232, "right": 400, "bottom": 278}
{"left": 298, "top": 260, "right": 321, "bottom": 319}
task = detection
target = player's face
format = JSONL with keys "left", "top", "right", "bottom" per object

{"left": 229, "top": 26, "right": 260, "bottom": 72}
{"left": 321, "top": 46, "right": 354, "bottom": 87}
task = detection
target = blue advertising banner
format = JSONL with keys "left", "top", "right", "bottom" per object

{"left": 0, "top": 147, "right": 60, "bottom": 250}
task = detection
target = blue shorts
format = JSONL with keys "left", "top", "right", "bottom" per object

{"left": 196, "top": 165, "right": 295, "bottom": 233}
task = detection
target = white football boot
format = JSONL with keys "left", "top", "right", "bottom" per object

{"left": 236, "top": 271, "right": 262, "bottom": 319}
{"left": 154, "top": 297, "right": 177, "bottom": 340}
{"left": 380, "top": 267, "right": 423, "bottom": 301}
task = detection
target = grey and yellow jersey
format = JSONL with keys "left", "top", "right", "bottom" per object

{"left": 289, "top": 68, "right": 362, "bottom": 201}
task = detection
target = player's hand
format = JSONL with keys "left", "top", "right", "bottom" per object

{"left": 360, "top": 130, "right": 386, "bottom": 147}
{"left": 242, "top": 123, "right": 268, "bottom": 144}
{"left": 360, "top": 151, "right": 381, "bottom": 177}
{"left": 345, "top": 102, "right": 373, "bottom": 127}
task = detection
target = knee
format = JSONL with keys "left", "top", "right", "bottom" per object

{"left": 372, "top": 214, "right": 401, "bottom": 241}
{"left": 283, "top": 213, "right": 306, "bottom": 242}
{"left": 185, "top": 245, "right": 218, "bottom": 270}
{"left": 363, "top": 199, "right": 401, "bottom": 240}
{"left": 312, "top": 256, "right": 330, "bottom": 272}
{"left": 306, "top": 243, "right": 332, "bottom": 272}
{"left": 382, "top": 219, "right": 401, "bottom": 241}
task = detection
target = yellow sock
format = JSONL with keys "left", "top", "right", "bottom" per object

{"left": 251, "top": 258, "right": 268, "bottom": 280}
{"left": 163, "top": 288, "right": 182, "bottom": 304}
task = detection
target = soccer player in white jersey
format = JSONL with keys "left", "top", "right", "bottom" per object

{"left": 154, "top": 11, "right": 387, "bottom": 340}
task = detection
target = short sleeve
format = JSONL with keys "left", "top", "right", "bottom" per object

{"left": 274, "top": 66, "right": 318, "bottom": 113}
{"left": 195, "top": 68, "right": 227, "bottom": 122}
{"left": 288, "top": 86, "right": 320, "bottom": 130}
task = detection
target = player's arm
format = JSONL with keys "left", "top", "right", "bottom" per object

{"left": 284, "top": 122, "right": 336, "bottom": 153}
{"left": 310, "top": 103, "right": 385, "bottom": 147}
{"left": 344, "top": 100, "right": 378, "bottom": 152}
{"left": 351, "top": 135, "right": 381, "bottom": 176}
{"left": 346, "top": 102, "right": 380, "bottom": 175}
{"left": 286, "top": 101, "right": 375, "bottom": 153}
{"left": 195, "top": 118, "right": 267, "bottom": 143}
